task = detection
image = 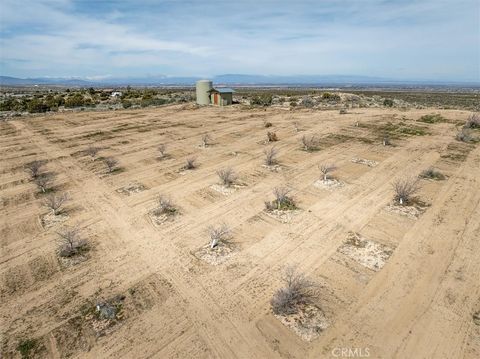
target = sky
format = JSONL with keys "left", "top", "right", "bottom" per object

{"left": 0, "top": 0, "right": 479, "bottom": 82}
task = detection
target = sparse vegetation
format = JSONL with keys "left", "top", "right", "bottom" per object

{"left": 393, "top": 177, "right": 421, "bottom": 205}
{"left": 24, "top": 160, "right": 44, "bottom": 179}
{"left": 104, "top": 157, "right": 119, "bottom": 173}
{"left": 456, "top": 127, "right": 475, "bottom": 143}
{"left": 216, "top": 168, "right": 237, "bottom": 187}
{"left": 301, "top": 134, "right": 320, "bottom": 151}
{"left": 184, "top": 157, "right": 197, "bottom": 170}
{"left": 319, "top": 164, "right": 336, "bottom": 181}
{"left": 264, "top": 120, "right": 273, "bottom": 128}
{"left": 464, "top": 113, "right": 480, "bottom": 129}
{"left": 263, "top": 147, "right": 278, "bottom": 166}
{"left": 201, "top": 133, "right": 211, "bottom": 147}
{"left": 267, "top": 131, "right": 278, "bottom": 142}
{"left": 265, "top": 187, "right": 297, "bottom": 211}
{"left": 43, "top": 193, "right": 68, "bottom": 215}
{"left": 34, "top": 173, "right": 54, "bottom": 193}
{"left": 86, "top": 145, "right": 100, "bottom": 161}
{"left": 16, "top": 338, "right": 41, "bottom": 359}
{"left": 271, "top": 267, "right": 318, "bottom": 315}
{"left": 57, "top": 225, "right": 88, "bottom": 257}
{"left": 158, "top": 144, "right": 167, "bottom": 158}
{"left": 153, "top": 195, "right": 177, "bottom": 216}
{"left": 418, "top": 113, "right": 446, "bottom": 124}
{"left": 420, "top": 167, "right": 445, "bottom": 180}
{"left": 208, "top": 223, "right": 231, "bottom": 249}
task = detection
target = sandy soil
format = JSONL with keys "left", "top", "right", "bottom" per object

{"left": 1, "top": 104, "right": 479, "bottom": 358}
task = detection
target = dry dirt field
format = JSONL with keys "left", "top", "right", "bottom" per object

{"left": 1, "top": 104, "right": 479, "bottom": 358}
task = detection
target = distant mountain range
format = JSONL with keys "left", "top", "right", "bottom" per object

{"left": 0, "top": 74, "right": 478, "bottom": 87}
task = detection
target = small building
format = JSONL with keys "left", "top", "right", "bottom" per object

{"left": 111, "top": 91, "right": 122, "bottom": 97}
{"left": 208, "top": 87, "right": 234, "bottom": 106}
{"left": 195, "top": 80, "right": 234, "bottom": 106}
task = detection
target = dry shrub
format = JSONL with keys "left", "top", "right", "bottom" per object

{"left": 104, "top": 157, "right": 119, "bottom": 173}
{"left": 319, "top": 164, "right": 336, "bottom": 181}
{"left": 154, "top": 195, "right": 177, "bottom": 216}
{"left": 216, "top": 167, "right": 237, "bottom": 187}
{"left": 86, "top": 145, "right": 100, "bottom": 161}
{"left": 264, "top": 121, "right": 273, "bottom": 128}
{"left": 267, "top": 131, "right": 278, "bottom": 142}
{"left": 57, "top": 225, "right": 88, "bottom": 257}
{"left": 464, "top": 113, "right": 480, "bottom": 129}
{"left": 420, "top": 167, "right": 445, "bottom": 180}
{"left": 393, "top": 177, "right": 420, "bottom": 205}
{"left": 184, "top": 157, "right": 197, "bottom": 170}
{"left": 382, "top": 135, "right": 391, "bottom": 146}
{"left": 158, "top": 144, "right": 167, "bottom": 158}
{"left": 43, "top": 192, "right": 69, "bottom": 215}
{"left": 271, "top": 267, "right": 318, "bottom": 315}
{"left": 208, "top": 223, "right": 231, "bottom": 249}
{"left": 263, "top": 147, "right": 278, "bottom": 166}
{"left": 25, "top": 160, "right": 44, "bottom": 179}
{"left": 201, "top": 133, "right": 211, "bottom": 147}
{"left": 35, "top": 173, "right": 54, "bottom": 193}
{"left": 301, "top": 135, "right": 320, "bottom": 151}
{"left": 265, "top": 187, "right": 296, "bottom": 211}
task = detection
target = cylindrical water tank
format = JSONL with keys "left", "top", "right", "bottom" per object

{"left": 196, "top": 80, "right": 213, "bottom": 105}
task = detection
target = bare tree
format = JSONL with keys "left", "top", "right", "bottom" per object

{"left": 104, "top": 157, "right": 119, "bottom": 173}
{"left": 35, "top": 173, "right": 54, "bottom": 193}
{"left": 154, "top": 195, "right": 177, "bottom": 216}
{"left": 43, "top": 193, "right": 69, "bottom": 215}
{"left": 158, "top": 144, "right": 167, "bottom": 158}
{"left": 184, "top": 157, "right": 197, "bottom": 170}
{"left": 263, "top": 147, "right": 278, "bottom": 166}
{"left": 208, "top": 223, "right": 231, "bottom": 249}
{"left": 25, "top": 160, "right": 44, "bottom": 179}
{"left": 266, "top": 186, "right": 296, "bottom": 210}
{"left": 57, "top": 225, "right": 87, "bottom": 257}
{"left": 86, "top": 145, "right": 100, "bottom": 161}
{"left": 201, "top": 134, "right": 211, "bottom": 147}
{"left": 216, "top": 168, "right": 237, "bottom": 187}
{"left": 301, "top": 135, "right": 320, "bottom": 151}
{"left": 393, "top": 177, "right": 420, "bottom": 205}
{"left": 267, "top": 131, "right": 278, "bottom": 142}
{"left": 271, "top": 266, "right": 318, "bottom": 315}
{"left": 319, "top": 164, "right": 336, "bottom": 181}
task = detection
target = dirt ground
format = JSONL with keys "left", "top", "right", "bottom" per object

{"left": 1, "top": 104, "right": 479, "bottom": 358}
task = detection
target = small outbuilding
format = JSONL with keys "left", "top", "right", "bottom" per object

{"left": 195, "top": 80, "right": 234, "bottom": 106}
{"left": 208, "top": 87, "right": 234, "bottom": 106}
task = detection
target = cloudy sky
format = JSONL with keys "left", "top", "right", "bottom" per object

{"left": 0, "top": 0, "right": 478, "bottom": 81}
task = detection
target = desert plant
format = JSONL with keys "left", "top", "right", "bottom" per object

{"left": 393, "top": 177, "right": 420, "bottom": 205}
{"left": 24, "top": 160, "right": 44, "bottom": 179}
{"left": 104, "top": 157, "right": 119, "bottom": 173}
{"left": 201, "top": 133, "right": 211, "bottom": 147}
{"left": 154, "top": 195, "right": 177, "bottom": 216}
{"left": 43, "top": 193, "right": 68, "bottom": 215}
{"left": 464, "top": 113, "right": 480, "bottom": 129}
{"left": 35, "top": 173, "right": 54, "bottom": 193}
{"left": 420, "top": 167, "right": 445, "bottom": 180}
{"left": 339, "top": 108, "right": 347, "bottom": 114}
{"left": 267, "top": 131, "right": 278, "bottom": 142}
{"left": 301, "top": 134, "right": 320, "bottom": 151}
{"left": 265, "top": 186, "right": 296, "bottom": 211}
{"left": 271, "top": 267, "right": 318, "bottom": 315}
{"left": 264, "top": 120, "right": 273, "bottom": 128}
{"left": 158, "top": 144, "right": 167, "bottom": 158}
{"left": 208, "top": 223, "right": 231, "bottom": 249}
{"left": 301, "top": 96, "right": 315, "bottom": 108}
{"left": 57, "top": 225, "right": 88, "bottom": 257}
{"left": 319, "top": 164, "right": 336, "bottom": 181}
{"left": 382, "top": 135, "right": 391, "bottom": 146}
{"left": 263, "top": 147, "right": 278, "bottom": 166}
{"left": 86, "top": 145, "right": 99, "bottom": 161}
{"left": 456, "top": 127, "right": 474, "bottom": 143}
{"left": 184, "top": 157, "right": 197, "bottom": 170}
{"left": 216, "top": 167, "right": 237, "bottom": 187}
